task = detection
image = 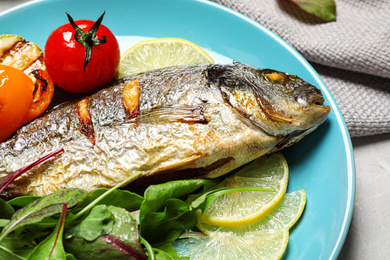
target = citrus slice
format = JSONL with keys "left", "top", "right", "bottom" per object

{"left": 118, "top": 37, "right": 214, "bottom": 78}
{"left": 173, "top": 229, "right": 289, "bottom": 260}
{"left": 197, "top": 190, "right": 306, "bottom": 235}
{"left": 197, "top": 153, "right": 289, "bottom": 227}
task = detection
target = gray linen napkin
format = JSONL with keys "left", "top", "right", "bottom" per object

{"left": 212, "top": 0, "right": 390, "bottom": 137}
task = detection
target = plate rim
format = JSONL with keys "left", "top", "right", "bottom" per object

{"left": 0, "top": 0, "right": 356, "bottom": 259}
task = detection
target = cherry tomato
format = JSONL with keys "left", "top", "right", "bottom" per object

{"left": 44, "top": 12, "right": 120, "bottom": 93}
{"left": 0, "top": 64, "right": 34, "bottom": 142}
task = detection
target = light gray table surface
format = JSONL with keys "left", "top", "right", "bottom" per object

{"left": 1, "top": 0, "right": 389, "bottom": 259}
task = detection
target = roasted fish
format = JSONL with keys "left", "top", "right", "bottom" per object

{"left": 0, "top": 63, "right": 330, "bottom": 197}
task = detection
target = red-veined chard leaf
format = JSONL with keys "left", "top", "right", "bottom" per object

{"left": 289, "top": 0, "right": 336, "bottom": 22}
{"left": 0, "top": 148, "right": 64, "bottom": 195}
{"left": 27, "top": 203, "right": 68, "bottom": 260}
{"left": 64, "top": 205, "right": 147, "bottom": 260}
{"left": 0, "top": 188, "right": 87, "bottom": 242}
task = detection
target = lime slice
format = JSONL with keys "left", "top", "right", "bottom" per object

{"left": 197, "top": 153, "right": 289, "bottom": 227}
{"left": 197, "top": 190, "right": 306, "bottom": 235}
{"left": 173, "top": 229, "right": 289, "bottom": 260}
{"left": 118, "top": 37, "right": 214, "bottom": 78}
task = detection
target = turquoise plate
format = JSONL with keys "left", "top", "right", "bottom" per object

{"left": 0, "top": 0, "right": 355, "bottom": 259}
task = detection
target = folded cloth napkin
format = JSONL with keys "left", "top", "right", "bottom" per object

{"left": 212, "top": 0, "right": 390, "bottom": 137}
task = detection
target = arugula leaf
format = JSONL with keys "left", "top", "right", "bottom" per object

{"left": 65, "top": 205, "right": 115, "bottom": 241}
{"left": 0, "top": 188, "right": 87, "bottom": 242}
{"left": 289, "top": 0, "right": 336, "bottom": 22}
{"left": 64, "top": 206, "right": 147, "bottom": 260}
{"left": 27, "top": 203, "right": 68, "bottom": 260}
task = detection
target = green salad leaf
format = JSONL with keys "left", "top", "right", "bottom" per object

{"left": 153, "top": 243, "right": 189, "bottom": 260}
{"left": 7, "top": 196, "right": 41, "bottom": 209}
{"left": 70, "top": 189, "right": 144, "bottom": 214}
{"left": 64, "top": 205, "right": 147, "bottom": 260}
{"left": 139, "top": 178, "right": 274, "bottom": 246}
{"left": 27, "top": 203, "right": 68, "bottom": 260}
{"left": 290, "top": 0, "right": 336, "bottom": 22}
{"left": 65, "top": 205, "right": 115, "bottom": 241}
{"left": 0, "top": 198, "right": 15, "bottom": 219}
{"left": 139, "top": 179, "right": 218, "bottom": 245}
{"left": 0, "top": 188, "right": 87, "bottom": 242}
{"left": 0, "top": 236, "right": 36, "bottom": 260}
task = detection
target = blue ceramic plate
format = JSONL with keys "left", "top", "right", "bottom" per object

{"left": 0, "top": 0, "right": 355, "bottom": 259}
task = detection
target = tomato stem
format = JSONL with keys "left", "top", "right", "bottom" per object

{"left": 66, "top": 11, "right": 107, "bottom": 70}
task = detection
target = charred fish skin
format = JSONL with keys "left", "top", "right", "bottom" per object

{"left": 0, "top": 63, "right": 330, "bottom": 197}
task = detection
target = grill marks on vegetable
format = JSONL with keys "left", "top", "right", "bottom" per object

{"left": 0, "top": 36, "right": 53, "bottom": 123}
{"left": 0, "top": 37, "right": 43, "bottom": 77}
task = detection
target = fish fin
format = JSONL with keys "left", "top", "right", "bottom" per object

{"left": 126, "top": 156, "right": 234, "bottom": 192}
{"left": 153, "top": 154, "right": 203, "bottom": 173}
{"left": 136, "top": 105, "right": 208, "bottom": 124}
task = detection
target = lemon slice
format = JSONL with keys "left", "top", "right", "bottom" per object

{"left": 173, "top": 229, "right": 289, "bottom": 260}
{"left": 198, "top": 190, "right": 306, "bottom": 235}
{"left": 197, "top": 153, "right": 289, "bottom": 227}
{"left": 118, "top": 37, "right": 214, "bottom": 78}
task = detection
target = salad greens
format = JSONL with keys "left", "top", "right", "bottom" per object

{"left": 289, "top": 0, "right": 336, "bottom": 22}
{"left": 0, "top": 150, "right": 274, "bottom": 259}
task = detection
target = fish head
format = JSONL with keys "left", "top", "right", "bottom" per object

{"left": 207, "top": 63, "right": 331, "bottom": 147}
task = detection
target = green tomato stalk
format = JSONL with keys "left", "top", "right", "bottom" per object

{"left": 66, "top": 11, "right": 107, "bottom": 70}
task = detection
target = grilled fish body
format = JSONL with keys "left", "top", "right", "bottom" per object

{"left": 0, "top": 63, "right": 330, "bottom": 197}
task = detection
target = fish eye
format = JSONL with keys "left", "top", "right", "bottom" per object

{"left": 265, "top": 73, "right": 288, "bottom": 84}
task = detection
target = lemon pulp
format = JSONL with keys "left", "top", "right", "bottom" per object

{"left": 198, "top": 153, "right": 289, "bottom": 227}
